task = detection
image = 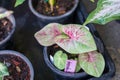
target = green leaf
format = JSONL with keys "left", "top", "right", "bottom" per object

{"left": 53, "top": 50, "right": 68, "bottom": 70}
{"left": 54, "top": 24, "right": 97, "bottom": 54}
{"left": 15, "top": 0, "right": 25, "bottom": 7}
{"left": 83, "top": 0, "right": 120, "bottom": 25}
{"left": 0, "top": 11, "right": 13, "bottom": 19}
{"left": 0, "top": 62, "right": 9, "bottom": 77}
{"left": 75, "top": 58, "right": 81, "bottom": 72}
{"left": 34, "top": 23, "right": 62, "bottom": 46}
{"left": 79, "top": 51, "right": 105, "bottom": 77}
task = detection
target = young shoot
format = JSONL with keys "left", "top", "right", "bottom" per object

{"left": 0, "top": 62, "right": 9, "bottom": 80}
{"left": 44, "top": 0, "right": 55, "bottom": 12}
{"left": 90, "top": 0, "right": 95, "bottom": 2}
{"left": 0, "top": 11, "right": 13, "bottom": 19}
{"left": 49, "top": 0, "right": 55, "bottom": 12}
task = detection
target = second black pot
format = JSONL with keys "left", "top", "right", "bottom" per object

{"left": 28, "top": 0, "right": 79, "bottom": 27}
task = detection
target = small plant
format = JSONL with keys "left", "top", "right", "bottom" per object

{"left": 0, "top": 11, "right": 13, "bottom": 19}
{"left": 90, "top": 0, "right": 95, "bottom": 2}
{"left": 44, "top": 0, "right": 55, "bottom": 12}
{"left": 34, "top": 23, "right": 105, "bottom": 77}
{"left": 34, "top": 0, "right": 120, "bottom": 78}
{"left": 0, "top": 62, "right": 9, "bottom": 80}
{"left": 48, "top": 0, "right": 55, "bottom": 12}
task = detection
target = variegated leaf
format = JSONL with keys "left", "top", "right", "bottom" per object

{"left": 55, "top": 24, "right": 97, "bottom": 54}
{"left": 79, "top": 51, "right": 105, "bottom": 77}
{"left": 34, "top": 23, "right": 62, "bottom": 46}
{"left": 84, "top": 0, "right": 120, "bottom": 25}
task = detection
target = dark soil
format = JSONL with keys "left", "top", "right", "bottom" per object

{"left": 0, "top": 18, "right": 12, "bottom": 41}
{"left": 0, "top": 54, "right": 30, "bottom": 80}
{"left": 36, "top": 0, "right": 75, "bottom": 16}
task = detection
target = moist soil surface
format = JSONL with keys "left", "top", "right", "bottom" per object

{"left": 0, "top": 54, "right": 30, "bottom": 80}
{"left": 0, "top": 18, "right": 12, "bottom": 41}
{"left": 36, "top": 0, "right": 75, "bottom": 16}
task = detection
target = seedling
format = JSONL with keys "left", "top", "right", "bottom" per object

{"left": 90, "top": 0, "right": 95, "bottom": 2}
{"left": 0, "top": 11, "right": 13, "bottom": 19}
{"left": 44, "top": 0, "right": 55, "bottom": 12}
{"left": 0, "top": 62, "right": 9, "bottom": 80}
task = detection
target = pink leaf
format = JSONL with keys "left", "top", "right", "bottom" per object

{"left": 55, "top": 24, "right": 97, "bottom": 54}
{"left": 34, "top": 23, "right": 62, "bottom": 46}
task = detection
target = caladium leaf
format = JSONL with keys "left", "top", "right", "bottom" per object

{"left": 34, "top": 23, "right": 62, "bottom": 46}
{"left": 15, "top": 0, "right": 25, "bottom": 7}
{"left": 83, "top": 0, "right": 120, "bottom": 25}
{"left": 55, "top": 24, "right": 97, "bottom": 54}
{"left": 0, "top": 62, "right": 9, "bottom": 77}
{"left": 79, "top": 51, "right": 105, "bottom": 77}
{"left": 53, "top": 50, "right": 68, "bottom": 70}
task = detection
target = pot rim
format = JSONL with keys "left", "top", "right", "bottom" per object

{"left": 0, "top": 7, "right": 16, "bottom": 45}
{"left": 0, "top": 50, "right": 34, "bottom": 80}
{"left": 28, "top": 0, "right": 79, "bottom": 20}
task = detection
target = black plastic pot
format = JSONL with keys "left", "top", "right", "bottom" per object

{"left": 28, "top": 0, "right": 79, "bottom": 27}
{"left": 0, "top": 7, "right": 16, "bottom": 49}
{"left": 43, "top": 2, "right": 115, "bottom": 80}
{"left": 0, "top": 50, "right": 34, "bottom": 80}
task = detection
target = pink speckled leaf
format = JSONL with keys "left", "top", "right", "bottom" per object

{"left": 54, "top": 24, "right": 97, "bottom": 54}
{"left": 34, "top": 23, "right": 62, "bottom": 46}
{"left": 79, "top": 51, "right": 105, "bottom": 77}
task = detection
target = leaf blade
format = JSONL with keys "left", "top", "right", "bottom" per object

{"left": 53, "top": 50, "right": 68, "bottom": 70}
{"left": 34, "top": 23, "right": 62, "bottom": 46}
{"left": 55, "top": 24, "right": 97, "bottom": 54}
{"left": 15, "top": 0, "right": 25, "bottom": 7}
{"left": 84, "top": 0, "right": 120, "bottom": 25}
{"left": 79, "top": 51, "right": 105, "bottom": 77}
